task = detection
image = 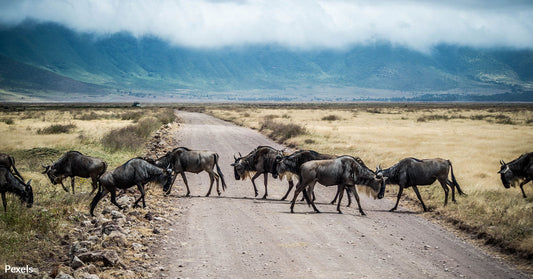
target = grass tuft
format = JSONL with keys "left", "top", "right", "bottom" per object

{"left": 260, "top": 118, "right": 306, "bottom": 142}
{"left": 37, "top": 124, "right": 76, "bottom": 134}
{"left": 322, "top": 115, "right": 341, "bottom": 121}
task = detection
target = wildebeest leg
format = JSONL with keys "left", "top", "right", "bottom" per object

{"left": 390, "top": 185, "right": 404, "bottom": 212}
{"left": 213, "top": 171, "right": 221, "bottom": 196}
{"left": 60, "top": 180, "right": 69, "bottom": 193}
{"left": 262, "top": 172, "right": 268, "bottom": 199}
{"left": 110, "top": 190, "right": 124, "bottom": 210}
{"left": 519, "top": 179, "right": 530, "bottom": 198}
{"left": 305, "top": 181, "right": 320, "bottom": 213}
{"left": 438, "top": 178, "right": 450, "bottom": 206}
{"left": 90, "top": 187, "right": 109, "bottom": 216}
{"left": 181, "top": 172, "right": 191, "bottom": 197}
{"left": 331, "top": 188, "right": 352, "bottom": 207}
{"left": 446, "top": 179, "right": 456, "bottom": 203}
{"left": 336, "top": 185, "right": 345, "bottom": 214}
{"left": 205, "top": 172, "right": 215, "bottom": 197}
{"left": 290, "top": 182, "right": 306, "bottom": 213}
{"left": 71, "top": 177, "right": 76, "bottom": 194}
{"left": 290, "top": 183, "right": 301, "bottom": 213}
{"left": 343, "top": 188, "right": 352, "bottom": 207}
{"left": 250, "top": 172, "right": 262, "bottom": 197}
{"left": 281, "top": 179, "right": 294, "bottom": 201}
{"left": 1, "top": 192, "right": 6, "bottom": 212}
{"left": 133, "top": 184, "right": 146, "bottom": 208}
{"left": 331, "top": 189, "right": 340, "bottom": 205}
{"left": 349, "top": 185, "right": 365, "bottom": 215}
{"left": 411, "top": 186, "right": 428, "bottom": 212}
{"left": 90, "top": 176, "right": 98, "bottom": 194}
{"left": 165, "top": 172, "right": 179, "bottom": 195}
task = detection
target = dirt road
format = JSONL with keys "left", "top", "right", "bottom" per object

{"left": 159, "top": 111, "right": 528, "bottom": 278}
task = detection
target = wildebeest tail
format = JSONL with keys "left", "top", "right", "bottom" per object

{"left": 449, "top": 160, "right": 466, "bottom": 195}
{"left": 8, "top": 156, "right": 24, "bottom": 181}
{"left": 214, "top": 153, "right": 227, "bottom": 191}
{"left": 101, "top": 162, "right": 108, "bottom": 176}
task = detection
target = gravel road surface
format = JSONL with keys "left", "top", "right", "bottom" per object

{"left": 159, "top": 110, "right": 529, "bottom": 279}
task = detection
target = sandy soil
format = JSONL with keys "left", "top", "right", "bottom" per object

{"left": 157, "top": 110, "right": 529, "bottom": 279}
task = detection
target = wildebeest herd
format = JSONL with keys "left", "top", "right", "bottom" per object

{"left": 0, "top": 148, "right": 532, "bottom": 216}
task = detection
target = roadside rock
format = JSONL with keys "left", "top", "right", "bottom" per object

{"left": 56, "top": 272, "right": 75, "bottom": 279}
{"left": 77, "top": 250, "right": 124, "bottom": 268}
{"left": 71, "top": 256, "right": 85, "bottom": 269}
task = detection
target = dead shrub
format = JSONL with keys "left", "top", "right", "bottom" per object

{"left": 322, "top": 115, "right": 340, "bottom": 121}
{"left": 101, "top": 117, "right": 162, "bottom": 152}
{"left": 260, "top": 118, "right": 306, "bottom": 142}
{"left": 37, "top": 124, "right": 76, "bottom": 134}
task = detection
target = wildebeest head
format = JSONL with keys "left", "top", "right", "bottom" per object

{"left": 20, "top": 179, "right": 33, "bottom": 208}
{"left": 154, "top": 152, "right": 173, "bottom": 169}
{"left": 161, "top": 166, "right": 173, "bottom": 193}
{"left": 231, "top": 154, "right": 245, "bottom": 180}
{"left": 498, "top": 160, "right": 515, "bottom": 189}
{"left": 41, "top": 164, "right": 63, "bottom": 185}
{"left": 375, "top": 165, "right": 386, "bottom": 199}
{"left": 274, "top": 154, "right": 293, "bottom": 179}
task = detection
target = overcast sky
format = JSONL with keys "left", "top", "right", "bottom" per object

{"left": 1, "top": 0, "right": 532, "bottom": 52}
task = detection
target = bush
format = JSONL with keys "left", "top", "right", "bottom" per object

{"left": 494, "top": 114, "right": 515, "bottom": 125}
{"left": 120, "top": 111, "right": 143, "bottom": 122}
{"left": 260, "top": 118, "right": 306, "bottom": 142}
{"left": 76, "top": 112, "right": 101, "bottom": 121}
{"left": 322, "top": 115, "right": 340, "bottom": 121}
{"left": 37, "top": 124, "right": 76, "bottom": 134}
{"left": 2, "top": 118, "right": 14, "bottom": 125}
{"left": 153, "top": 108, "right": 176, "bottom": 124}
{"left": 101, "top": 116, "right": 164, "bottom": 152}
{"left": 101, "top": 125, "right": 142, "bottom": 152}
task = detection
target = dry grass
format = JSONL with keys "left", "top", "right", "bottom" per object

{"left": 0, "top": 106, "right": 176, "bottom": 274}
{"left": 207, "top": 104, "right": 533, "bottom": 263}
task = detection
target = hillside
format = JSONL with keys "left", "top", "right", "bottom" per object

{"left": 0, "top": 22, "right": 532, "bottom": 101}
{"left": 0, "top": 54, "right": 109, "bottom": 101}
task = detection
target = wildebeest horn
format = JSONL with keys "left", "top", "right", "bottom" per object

{"left": 26, "top": 179, "right": 32, "bottom": 185}
{"left": 239, "top": 152, "right": 242, "bottom": 157}
{"left": 500, "top": 160, "right": 505, "bottom": 165}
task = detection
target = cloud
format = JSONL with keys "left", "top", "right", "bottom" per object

{"left": 1, "top": 0, "right": 532, "bottom": 52}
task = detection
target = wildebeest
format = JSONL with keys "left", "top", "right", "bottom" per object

{"left": 275, "top": 149, "right": 352, "bottom": 205}
{"left": 153, "top": 147, "right": 227, "bottom": 197}
{"left": 42, "top": 151, "right": 107, "bottom": 194}
{"left": 290, "top": 155, "right": 385, "bottom": 215}
{"left": 499, "top": 152, "right": 533, "bottom": 198}
{"left": 0, "top": 167, "right": 33, "bottom": 212}
{"left": 275, "top": 150, "right": 336, "bottom": 200}
{"left": 0, "top": 153, "right": 24, "bottom": 181}
{"left": 232, "top": 146, "right": 289, "bottom": 199}
{"left": 90, "top": 158, "right": 172, "bottom": 216}
{"left": 376, "top": 157, "right": 465, "bottom": 212}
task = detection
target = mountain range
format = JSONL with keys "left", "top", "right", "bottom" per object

{"left": 0, "top": 21, "right": 532, "bottom": 102}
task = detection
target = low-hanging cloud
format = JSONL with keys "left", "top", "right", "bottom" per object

{"left": 1, "top": 0, "right": 532, "bottom": 52}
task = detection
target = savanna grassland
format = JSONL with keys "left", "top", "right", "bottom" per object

{"left": 0, "top": 105, "right": 176, "bottom": 276}
{"left": 205, "top": 103, "right": 533, "bottom": 265}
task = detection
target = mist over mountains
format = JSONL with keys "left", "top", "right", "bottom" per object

{"left": 0, "top": 21, "right": 532, "bottom": 102}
